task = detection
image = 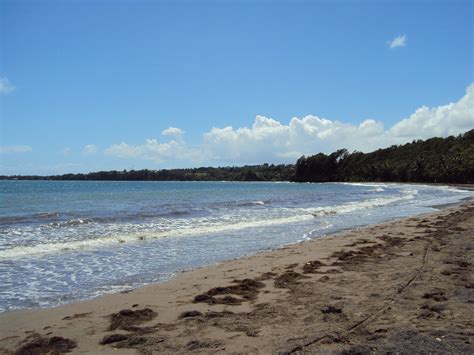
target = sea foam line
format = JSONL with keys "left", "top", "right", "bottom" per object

{"left": 0, "top": 192, "right": 417, "bottom": 260}
{"left": 0, "top": 214, "right": 316, "bottom": 260}
{"left": 305, "top": 189, "right": 417, "bottom": 216}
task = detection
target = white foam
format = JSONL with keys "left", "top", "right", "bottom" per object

{"left": 0, "top": 213, "right": 317, "bottom": 260}
{"left": 340, "top": 182, "right": 389, "bottom": 188}
{"left": 0, "top": 189, "right": 422, "bottom": 260}
{"left": 307, "top": 191, "right": 416, "bottom": 217}
{"left": 430, "top": 185, "right": 474, "bottom": 194}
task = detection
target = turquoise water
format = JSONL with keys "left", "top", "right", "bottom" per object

{"left": 0, "top": 181, "right": 472, "bottom": 312}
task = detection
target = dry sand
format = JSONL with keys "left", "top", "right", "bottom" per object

{"left": 1, "top": 200, "right": 473, "bottom": 354}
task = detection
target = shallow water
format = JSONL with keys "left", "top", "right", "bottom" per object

{"left": 0, "top": 180, "right": 472, "bottom": 312}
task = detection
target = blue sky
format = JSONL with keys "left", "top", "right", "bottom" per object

{"left": 1, "top": 0, "right": 473, "bottom": 175}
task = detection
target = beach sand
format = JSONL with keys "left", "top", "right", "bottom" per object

{"left": 1, "top": 200, "right": 473, "bottom": 354}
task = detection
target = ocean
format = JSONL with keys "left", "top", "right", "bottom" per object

{"left": 0, "top": 180, "right": 472, "bottom": 312}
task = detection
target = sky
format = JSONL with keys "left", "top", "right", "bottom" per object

{"left": 1, "top": 0, "right": 473, "bottom": 175}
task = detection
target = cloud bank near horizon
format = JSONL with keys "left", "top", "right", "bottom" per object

{"left": 104, "top": 84, "right": 474, "bottom": 166}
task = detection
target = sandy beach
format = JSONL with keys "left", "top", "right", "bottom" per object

{"left": 1, "top": 199, "right": 473, "bottom": 354}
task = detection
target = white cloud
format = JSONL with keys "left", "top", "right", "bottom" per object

{"left": 104, "top": 84, "right": 474, "bottom": 165}
{"left": 83, "top": 144, "right": 98, "bottom": 155}
{"left": 389, "top": 34, "right": 407, "bottom": 49}
{"left": 105, "top": 136, "right": 199, "bottom": 163}
{"left": 161, "top": 127, "right": 183, "bottom": 138}
{"left": 0, "top": 145, "right": 32, "bottom": 154}
{"left": 201, "top": 115, "right": 388, "bottom": 163}
{"left": 0, "top": 77, "right": 15, "bottom": 94}
{"left": 389, "top": 84, "right": 474, "bottom": 138}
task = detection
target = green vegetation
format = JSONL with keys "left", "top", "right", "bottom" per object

{"left": 294, "top": 129, "right": 474, "bottom": 183}
{"left": 2, "top": 130, "right": 473, "bottom": 183}
{"left": 2, "top": 164, "right": 294, "bottom": 182}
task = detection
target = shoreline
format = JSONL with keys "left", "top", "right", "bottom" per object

{"left": 0, "top": 188, "right": 467, "bottom": 315}
{"left": 3, "top": 182, "right": 469, "bottom": 313}
{"left": 1, "top": 199, "right": 473, "bottom": 353}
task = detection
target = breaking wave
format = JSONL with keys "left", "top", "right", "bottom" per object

{"left": 0, "top": 190, "right": 418, "bottom": 260}
{"left": 307, "top": 190, "right": 417, "bottom": 217}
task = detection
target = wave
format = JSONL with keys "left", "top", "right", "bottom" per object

{"left": 0, "top": 190, "right": 418, "bottom": 260}
{"left": 0, "top": 213, "right": 317, "bottom": 260}
{"left": 307, "top": 190, "right": 417, "bottom": 217}
{"left": 0, "top": 212, "right": 61, "bottom": 226}
{"left": 236, "top": 200, "right": 266, "bottom": 207}
{"left": 0, "top": 209, "right": 197, "bottom": 229}
{"left": 340, "top": 182, "right": 389, "bottom": 188}
{"left": 49, "top": 218, "right": 94, "bottom": 227}
{"left": 34, "top": 212, "right": 60, "bottom": 219}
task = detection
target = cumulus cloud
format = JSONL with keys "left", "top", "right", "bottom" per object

{"left": 83, "top": 144, "right": 98, "bottom": 155}
{"left": 105, "top": 137, "right": 199, "bottom": 163}
{"left": 389, "top": 34, "right": 407, "bottom": 49}
{"left": 202, "top": 115, "right": 388, "bottom": 163}
{"left": 0, "top": 77, "right": 15, "bottom": 94}
{"left": 161, "top": 127, "right": 183, "bottom": 138}
{"left": 389, "top": 84, "right": 474, "bottom": 138}
{"left": 0, "top": 145, "right": 32, "bottom": 154}
{"left": 104, "top": 84, "right": 474, "bottom": 165}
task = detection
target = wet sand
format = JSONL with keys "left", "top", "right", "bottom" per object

{"left": 1, "top": 200, "right": 473, "bottom": 354}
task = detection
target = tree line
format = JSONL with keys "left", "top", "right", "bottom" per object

{"left": 2, "top": 164, "right": 294, "bottom": 182}
{"left": 1, "top": 130, "right": 473, "bottom": 183}
{"left": 293, "top": 129, "right": 474, "bottom": 183}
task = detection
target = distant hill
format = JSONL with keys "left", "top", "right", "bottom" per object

{"left": 2, "top": 130, "right": 473, "bottom": 184}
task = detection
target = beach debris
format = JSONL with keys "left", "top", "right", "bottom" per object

{"left": 108, "top": 308, "right": 157, "bottom": 331}
{"left": 100, "top": 334, "right": 128, "bottom": 345}
{"left": 274, "top": 271, "right": 309, "bottom": 288}
{"left": 418, "top": 303, "right": 446, "bottom": 319}
{"left": 194, "top": 278, "right": 265, "bottom": 305}
{"left": 118, "top": 336, "right": 147, "bottom": 347}
{"left": 422, "top": 289, "right": 448, "bottom": 302}
{"left": 14, "top": 335, "right": 76, "bottom": 355}
{"left": 345, "top": 239, "right": 375, "bottom": 247}
{"left": 194, "top": 294, "right": 242, "bottom": 305}
{"left": 319, "top": 275, "right": 330, "bottom": 282}
{"left": 257, "top": 271, "right": 277, "bottom": 280}
{"left": 246, "top": 329, "right": 259, "bottom": 337}
{"left": 179, "top": 310, "right": 203, "bottom": 319}
{"left": 444, "top": 259, "right": 471, "bottom": 268}
{"left": 186, "top": 339, "right": 223, "bottom": 350}
{"left": 340, "top": 345, "right": 373, "bottom": 354}
{"left": 377, "top": 235, "right": 405, "bottom": 246}
{"left": 320, "top": 305, "right": 342, "bottom": 314}
{"left": 302, "top": 260, "right": 326, "bottom": 274}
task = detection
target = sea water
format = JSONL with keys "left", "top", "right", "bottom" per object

{"left": 0, "top": 180, "right": 472, "bottom": 312}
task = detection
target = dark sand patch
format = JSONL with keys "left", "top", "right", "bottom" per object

{"left": 14, "top": 335, "right": 76, "bottom": 355}
{"left": 108, "top": 308, "right": 157, "bottom": 331}
{"left": 194, "top": 278, "right": 265, "bottom": 305}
